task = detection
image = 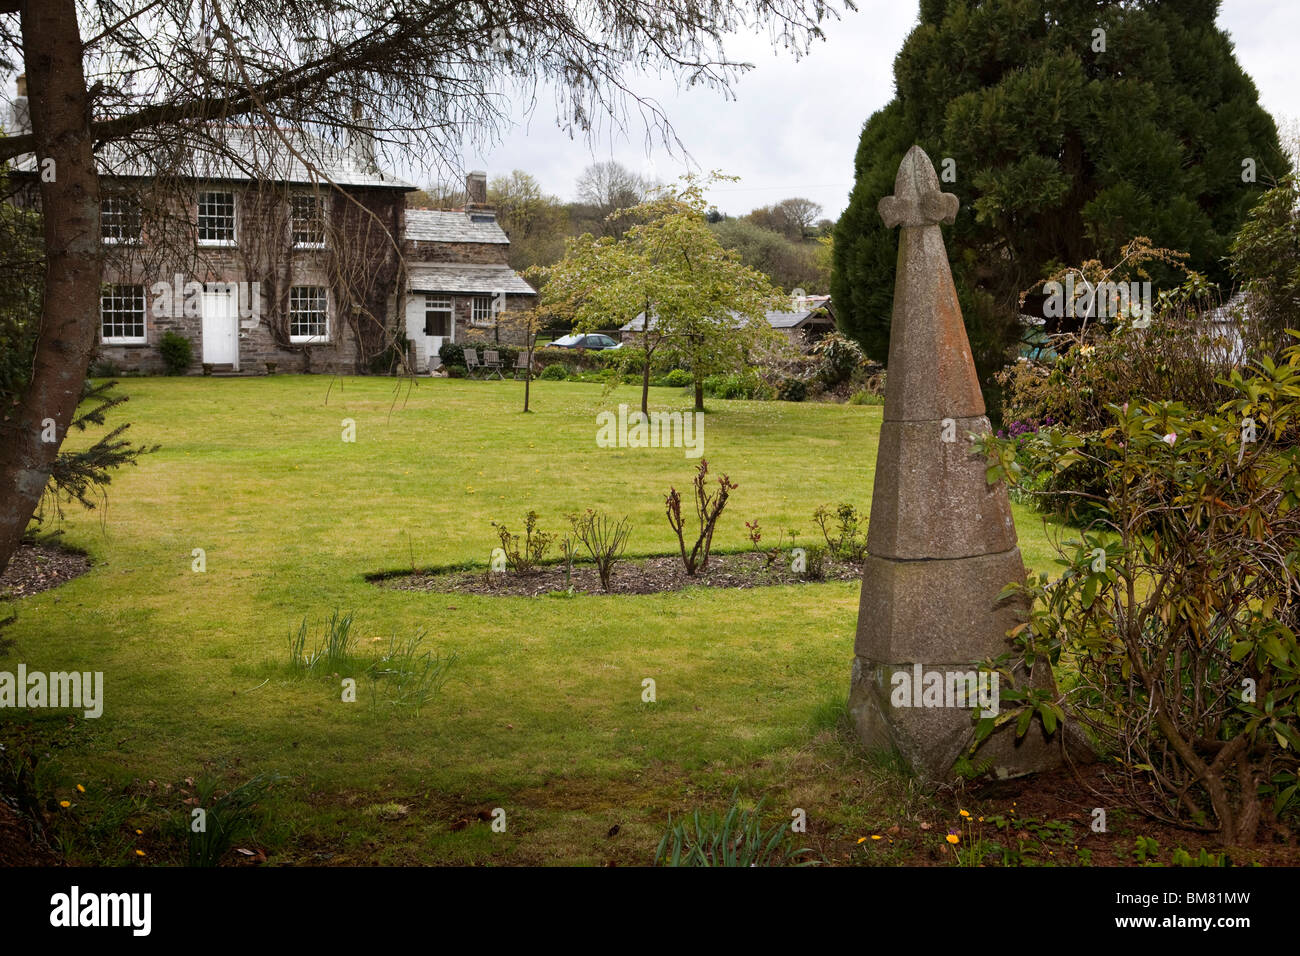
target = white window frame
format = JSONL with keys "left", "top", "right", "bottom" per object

{"left": 288, "top": 285, "right": 329, "bottom": 343}
{"left": 100, "top": 283, "right": 147, "bottom": 344}
{"left": 424, "top": 295, "right": 453, "bottom": 338}
{"left": 471, "top": 295, "right": 494, "bottom": 327}
{"left": 197, "top": 189, "right": 237, "bottom": 246}
{"left": 101, "top": 195, "right": 142, "bottom": 245}
{"left": 290, "top": 193, "right": 327, "bottom": 249}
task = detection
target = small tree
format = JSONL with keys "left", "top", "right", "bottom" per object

{"left": 545, "top": 176, "right": 790, "bottom": 414}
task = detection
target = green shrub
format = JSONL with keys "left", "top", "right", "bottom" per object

{"left": 158, "top": 331, "right": 192, "bottom": 375}
{"left": 702, "top": 371, "right": 763, "bottom": 400}
{"left": 810, "top": 331, "right": 865, "bottom": 386}
{"left": 438, "top": 340, "right": 466, "bottom": 368}
{"left": 491, "top": 510, "right": 554, "bottom": 573}
{"left": 812, "top": 503, "right": 868, "bottom": 562}
{"left": 848, "top": 388, "right": 884, "bottom": 405}
{"left": 664, "top": 368, "right": 693, "bottom": 388}
{"left": 777, "top": 377, "right": 807, "bottom": 402}
{"left": 440, "top": 340, "right": 520, "bottom": 370}
{"left": 979, "top": 338, "right": 1300, "bottom": 844}
{"left": 539, "top": 363, "right": 568, "bottom": 381}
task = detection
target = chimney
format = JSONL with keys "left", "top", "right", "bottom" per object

{"left": 465, "top": 170, "right": 488, "bottom": 209}
{"left": 10, "top": 74, "right": 30, "bottom": 137}
{"left": 348, "top": 100, "right": 377, "bottom": 173}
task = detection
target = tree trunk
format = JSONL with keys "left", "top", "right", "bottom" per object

{"left": 523, "top": 338, "right": 533, "bottom": 412}
{"left": 694, "top": 377, "right": 704, "bottom": 412}
{"left": 640, "top": 349, "right": 651, "bottom": 416}
{"left": 0, "top": 0, "right": 102, "bottom": 578}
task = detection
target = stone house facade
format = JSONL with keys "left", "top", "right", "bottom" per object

{"left": 8, "top": 86, "right": 536, "bottom": 375}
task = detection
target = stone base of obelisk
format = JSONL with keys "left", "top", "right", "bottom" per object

{"left": 848, "top": 549, "right": 1066, "bottom": 782}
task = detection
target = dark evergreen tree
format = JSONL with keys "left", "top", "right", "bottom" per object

{"left": 832, "top": 0, "right": 1289, "bottom": 389}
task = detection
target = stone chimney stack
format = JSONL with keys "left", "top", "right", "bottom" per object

{"left": 348, "top": 100, "right": 377, "bottom": 173}
{"left": 465, "top": 170, "right": 489, "bottom": 210}
{"left": 11, "top": 74, "right": 30, "bottom": 137}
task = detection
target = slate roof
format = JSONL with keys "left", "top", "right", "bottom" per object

{"left": 622, "top": 299, "right": 833, "bottom": 332}
{"left": 404, "top": 209, "right": 509, "bottom": 244}
{"left": 407, "top": 263, "right": 536, "bottom": 296}
{"left": 12, "top": 125, "right": 414, "bottom": 189}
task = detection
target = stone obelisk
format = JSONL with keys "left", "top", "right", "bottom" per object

{"left": 848, "top": 146, "right": 1062, "bottom": 782}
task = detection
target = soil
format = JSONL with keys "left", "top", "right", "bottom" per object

{"left": 0, "top": 798, "right": 62, "bottom": 866}
{"left": 377, "top": 549, "right": 863, "bottom": 598}
{"left": 912, "top": 759, "right": 1300, "bottom": 867}
{"left": 0, "top": 540, "right": 91, "bottom": 600}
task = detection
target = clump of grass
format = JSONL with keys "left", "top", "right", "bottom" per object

{"left": 288, "top": 609, "right": 357, "bottom": 674}
{"left": 364, "top": 629, "right": 455, "bottom": 716}
{"left": 654, "top": 791, "right": 817, "bottom": 867}
{"left": 185, "top": 772, "right": 284, "bottom": 867}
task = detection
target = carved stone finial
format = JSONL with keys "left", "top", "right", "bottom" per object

{"left": 877, "top": 145, "right": 959, "bottom": 228}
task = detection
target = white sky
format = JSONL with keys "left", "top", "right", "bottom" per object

{"left": 429, "top": 0, "right": 1300, "bottom": 220}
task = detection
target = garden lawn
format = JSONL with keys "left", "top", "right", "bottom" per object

{"left": 3, "top": 375, "right": 1069, "bottom": 865}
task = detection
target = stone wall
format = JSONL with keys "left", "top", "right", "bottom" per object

{"left": 94, "top": 184, "right": 400, "bottom": 374}
{"left": 405, "top": 240, "right": 509, "bottom": 265}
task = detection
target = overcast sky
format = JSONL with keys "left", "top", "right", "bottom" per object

{"left": 428, "top": 0, "right": 1300, "bottom": 221}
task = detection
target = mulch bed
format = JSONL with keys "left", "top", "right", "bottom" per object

{"left": 379, "top": 550, "right": 863, "bottom": 597}
{"left": 0, "top": 540, "right": 91, "bottom": 600}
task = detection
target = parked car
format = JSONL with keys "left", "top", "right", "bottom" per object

{"left": 545, "top": 333, "right": 622, "bottom": 350}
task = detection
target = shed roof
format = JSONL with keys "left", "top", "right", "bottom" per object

{"left": 407, "top": 263, "right": 536, "bottom": 296}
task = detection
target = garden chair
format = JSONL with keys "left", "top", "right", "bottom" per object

{"left": 482, "top": 349, "right": 505, "bottom": 379}
{"left": 463, "top": 348, "right": 482, "bottom": 378}
{"left": 513, "top": 352, "right": 531, "bottom": 378}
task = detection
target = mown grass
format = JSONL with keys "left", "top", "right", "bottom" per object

{"left": 2, "top": 374, "right": 1069, "bottom": 865}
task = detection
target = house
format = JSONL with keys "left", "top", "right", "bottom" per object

{"left": 403, "top": 173, "right": 539, "bottom": 371}
{"left": 5, "top": 77, "right": 536, "bottom": 375}
{"left": 619, "top": 295, "right": 836, "bottom": 351}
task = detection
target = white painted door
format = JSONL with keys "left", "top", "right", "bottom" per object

{"left": 408, "top": 294, "right": 453, "bottom": 372}
{"left": 201, "top": 286, "right": 238, "bottom": 366}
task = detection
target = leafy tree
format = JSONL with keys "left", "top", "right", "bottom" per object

{"left": 710, "top": 217, "right": 829, "bottom": 293}
{"left": 1230, "top": 173, "right": 1300, "bottom": 343}
{"left": 832, "top": 0, "right": 1289, "bottom": 387}
{"left": 773, "top": 197, "right": 822, "bottom": 239}
{"left": 574, "top": 160, "right": 650, "bottom": 237}
{"left": 544, "top": 177, "right": 788, "bottom": 413}
{"left": 489, "top": 170, "right": 570, "bottom": 271}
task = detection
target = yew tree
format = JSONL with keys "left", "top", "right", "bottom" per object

{"left": 832, "top": 0, "right": 1289, "bottom": 389}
